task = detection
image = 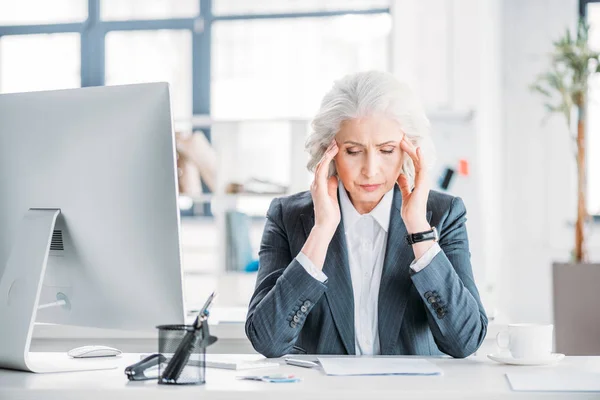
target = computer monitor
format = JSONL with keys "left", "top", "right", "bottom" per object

{"left": 0, "top": 83, "right": 185, "bottom": 372}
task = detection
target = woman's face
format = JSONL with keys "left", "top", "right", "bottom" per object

{"left": 334, "top": 115, "right": 405, "bottom": 214}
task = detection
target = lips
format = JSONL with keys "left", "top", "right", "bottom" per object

{"left": 360, "top": 184, "right": 381, "bottom": 192}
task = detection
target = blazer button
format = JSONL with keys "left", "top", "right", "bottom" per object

{"left": 290, "top": 321, "right": 297, "bottom": 328}
{"left": 424, "top": 291, "right": 433, "bottom": 298}
{"left": 300, "top": 305, "right": 308, "bottom": 313}
{"left": 293, "top": 315, "right": 300, "bottom": 323}
{"left": 303, "top": 300, "right": 311, "bottom": 308}
{"left": 428, "top": 296, "right": 437, "bottom": 304}
{"left": 296, "top": 310, "right": 303, "bottom": 317}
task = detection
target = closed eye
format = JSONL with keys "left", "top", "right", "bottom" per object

{"left": 346, "top": 149, "right": 395, "bottom": 155}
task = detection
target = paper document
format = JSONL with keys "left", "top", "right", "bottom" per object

{"left": 507, "top": 371, "right": 600, "bottom": 392}
{"left": 204, "top": 354, "right": 279, "bottom": 370}
{"left": 317, "top": 357, "right": 443, "bottom": 376}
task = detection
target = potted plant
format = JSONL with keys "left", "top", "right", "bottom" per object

{"left": 531, "top": 19, "right": 600, "bottom": 355}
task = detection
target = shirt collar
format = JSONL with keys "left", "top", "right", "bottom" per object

{"left": 338, "top": 180, "right": 394, "bottom": 233}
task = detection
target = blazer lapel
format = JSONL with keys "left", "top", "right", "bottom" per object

{"left": 300, "top": 205, "right": 355, "bottom": 355}
{"left": 377, "top": 185, "right": 432, "bottom": 354}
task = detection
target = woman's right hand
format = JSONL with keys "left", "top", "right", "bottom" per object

{"left": 310, "top": 139, "right": 340, "bottom": 237}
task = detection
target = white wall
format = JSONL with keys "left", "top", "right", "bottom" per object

{"left": 501, "top": 0, "right": 600, "bottom": 324}
{"left": 391, "top": 0, "right": 504, "bottom": 317}
{"left": 392, "top": 0, "right": 599, "bottom": 324}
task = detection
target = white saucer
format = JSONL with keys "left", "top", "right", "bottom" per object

{"left": 487, "top": 353, "right": 565, "bottom": 366}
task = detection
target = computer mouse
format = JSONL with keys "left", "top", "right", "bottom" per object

{"left": 67, "top": 345, "right": 122, "bottom": 358}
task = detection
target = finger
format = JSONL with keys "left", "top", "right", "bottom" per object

{"left": 413, "top": 148, "right": 429, "bottom": 184}
{"left": 411, "top": 165, "right": 430, "bottom": 200}
{"left": 327, "top": 175, "right": 339, "bottom": 199}
{"left": 399, "top": 135, "right": 415, "bottom": 151}
{"left": 416, "top": 147, "right": 426, "bottom": 168}
{"left": 397, "top": 173, "right": 411, "bottom": 200}
{"left": 312, "top": 158, "right": 327, "bottom": 192}
{"left": 314, "top": 139, "right": 336, "bottom": 177}
{"left": 400, "top": 138, "right": 419, "bottom": 165}
{"left": 397, "top": 131, "right": 407, "bottom": 154}
{"left": 400, "top": 138, "right": 421, "bottom": 170}
{"left": 313, "top": 154, "right": 327, "bottom": 187}
{"left": 321, "top": 140, "right": 338, "bottom": 173}
{"left": 315, "top": 140, "right": 338, "bottom": 185}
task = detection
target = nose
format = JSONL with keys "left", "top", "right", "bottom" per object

{"left": 361, "top": 151, "right": 379, "bottom": 179}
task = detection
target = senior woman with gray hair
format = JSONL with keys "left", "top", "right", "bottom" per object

{"left": 245, "top": 71, "right": 487, "bottom": 358}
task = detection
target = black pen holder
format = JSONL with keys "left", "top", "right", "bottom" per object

{"left": 156, "top": 324, "right": 208, "bottom": 385}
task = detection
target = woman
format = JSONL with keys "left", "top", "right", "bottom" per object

{"left": 245, "top": 71, "right": 487, "bottom": 358}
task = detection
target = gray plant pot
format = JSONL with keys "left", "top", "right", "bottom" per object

{"left": 553, "top": 262, "right": 600, "bottom": 355}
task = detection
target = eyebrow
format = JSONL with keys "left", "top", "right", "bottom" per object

{"left": 343, "top": 140, "right": 397, "bottom": 147}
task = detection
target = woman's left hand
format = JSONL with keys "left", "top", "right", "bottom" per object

{"left": 397, "top": 136, "right": 431, "bottom": 233}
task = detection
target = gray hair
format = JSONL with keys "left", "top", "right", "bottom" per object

{"left": 305, "top": 71, "right": 436, "bottom": 188}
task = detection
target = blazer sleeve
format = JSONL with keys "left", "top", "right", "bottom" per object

{"left": 245, "top": 197, "right": 328, "bottom": 358}
{"left": 409, "top": 196, "right": 488, "bottom": 358}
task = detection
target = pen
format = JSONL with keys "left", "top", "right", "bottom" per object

{"left": 284, "top": 358, "right": 319, "bottom": 368}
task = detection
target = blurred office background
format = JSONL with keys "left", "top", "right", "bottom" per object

{"left": 1, "top": 0, "right": 599, "bottom": 331}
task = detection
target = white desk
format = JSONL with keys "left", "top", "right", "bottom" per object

{"left": 1, "top": 353, "right": 599, "bottom": 400}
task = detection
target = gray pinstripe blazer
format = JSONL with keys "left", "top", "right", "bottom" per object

{"left": 245, "top": 185, "right": 488, "bottom": 358}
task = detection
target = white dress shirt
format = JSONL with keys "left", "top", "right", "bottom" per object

{"left": 296, "top": 182, "right": 441, "bottom": 355}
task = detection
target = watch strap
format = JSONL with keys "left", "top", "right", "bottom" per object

{"left": 406, "top": 226, "right": 438, "bottom": 245}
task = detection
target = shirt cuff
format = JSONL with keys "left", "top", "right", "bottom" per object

{"left": 410, "top": 242, "right": 442, "bottom": 273}
{"left": 296, "top": 252, "right": 328, "bottom": 283}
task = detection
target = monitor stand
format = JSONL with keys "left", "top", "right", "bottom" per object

{"left": 0, "top": 209, "right": 117, "bottom": 373}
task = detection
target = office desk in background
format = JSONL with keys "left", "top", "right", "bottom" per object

{"left": 1, "top": 354, "right": 599, "bottom": 400}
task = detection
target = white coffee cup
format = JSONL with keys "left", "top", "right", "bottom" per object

{"left": 496, "top": 323, "right": 554, "bottom": 359}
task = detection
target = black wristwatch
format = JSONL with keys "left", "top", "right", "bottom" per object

{"left": 405, "top": 226, "right": 439, "bottom": 245}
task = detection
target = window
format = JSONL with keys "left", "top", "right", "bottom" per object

{"left": 0, "top": 0, "right": 87, "bottom": 25}
{"left": 105, "top": 30, "right": 193, "bottom": 121}
{"left": 212, "top": 13, "right": 391, "bottom": 119}
{"left": 213, "top": 0, "right": 389, "bottom": 15}
{"left": 101, "top": 0, "right": 199, "bottom": 21}
{"left": 0, "top": 34, "right": 80, "bottom": 93}
{"left": 586, "top": 2, "right": 600, "bottom": 215}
